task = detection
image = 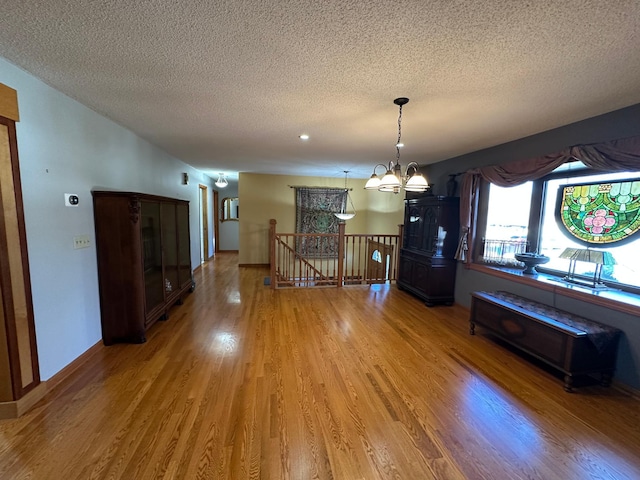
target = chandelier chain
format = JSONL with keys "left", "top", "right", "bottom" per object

{"left": 396, "top": 104, "right": 403, "bottom": 165}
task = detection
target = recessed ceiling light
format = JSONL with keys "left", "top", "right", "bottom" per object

{"left": 299, "top": 134, "right": 309, "bottom": 140}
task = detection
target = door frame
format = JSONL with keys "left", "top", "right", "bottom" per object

{"left": 213, "top": 190, "right": 219, "bottom": 254}
{"left": 199, "top": 184, "right": 209, "bottom": 263}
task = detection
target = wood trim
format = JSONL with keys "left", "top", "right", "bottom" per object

{"left": 199, "top": 185, "right": 208, "bottom": 260}
{"left": 45, "top": 341, "right": 103, "bottom": 394}
{"left": 213, "top": 190, "right": 219, "bottom": 254}
{"left": 0, "top": 116, "right": 40, "bottom": 399}
{"left": 469, "top": 263, "right": 640, "bottom": 316}
{"left": 0, "top": 341, "right": 105, "bottom": 418}
{"left": 470, "top": 264, "right": 555, "bottom": 293}
{"left": 91, "top": 190, "right": 190, "bottom": 205}
{"left": 7, "top": 118, "right": 40, "bottom": 393}
{"left": 0, "top": 84, "right": 19, "bottom": 122}
{"left": 238, "top": 263, "right": 269, "bottom": 268}
{"left": 0, "top": 382, "right": 46, "bottom": 419}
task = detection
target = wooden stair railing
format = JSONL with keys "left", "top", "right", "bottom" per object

{"left": 269, "top": 219, "right": 403, "bottom": 289}
{"left": 274, "top": 236, "right": 331, "bottom": 286}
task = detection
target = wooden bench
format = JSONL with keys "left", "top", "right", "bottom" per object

{"left": 470, "top": 291, "right": 621, "bottom": 392}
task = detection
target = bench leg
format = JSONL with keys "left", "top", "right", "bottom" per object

{"left": 470, "top": 322, "right": 475, "bottom": 335}
{"left": 563, "top": 374, "right": 574, "bottom": 393}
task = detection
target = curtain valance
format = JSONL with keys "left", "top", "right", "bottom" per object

{"left": 457, "top": 135, "right": 640, "bottom": 263}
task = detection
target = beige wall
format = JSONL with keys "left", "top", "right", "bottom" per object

{"left": 238, "top": 172, "right": 405, "bottom": 264}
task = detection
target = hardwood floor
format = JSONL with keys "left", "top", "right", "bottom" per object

{"left": 1, "top": 252, "right": 639, "bottom": 479}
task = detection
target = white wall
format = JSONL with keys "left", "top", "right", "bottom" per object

{"left": 0, "top": 58, "right": 215, "bottom": 380}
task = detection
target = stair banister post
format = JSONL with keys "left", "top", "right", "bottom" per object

{"left": 270, "top": 219, "right": 277, "bottom": 289}
{"left": 337, "top": 220, "right": 345, "bottom": 287}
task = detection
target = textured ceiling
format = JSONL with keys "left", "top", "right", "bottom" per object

{"left": 1, "top": 1, "right": 639, "bottom": 181}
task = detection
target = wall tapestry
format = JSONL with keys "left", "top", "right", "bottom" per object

{"left": 295, "top": 187, "right": 346, "bottom": 257}
{"left": 556, "top": 178, "right": 640, "bottom": 245}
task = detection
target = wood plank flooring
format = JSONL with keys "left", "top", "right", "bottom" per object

{"left": 1, "top": 252, "right": 639, "bottom": 479}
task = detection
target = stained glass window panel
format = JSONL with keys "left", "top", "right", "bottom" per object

{"left": 540, "top": 172, "right": 640, "bottom": 289}
{"left": 557, "top": 179, "right": 640, "bottom": 245}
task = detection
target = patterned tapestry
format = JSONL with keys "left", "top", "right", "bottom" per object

{"left": 295, "top": 187, "right": 346, "bottom": 257}
{"left": 557, "top": 178, "right": 640, "bottom": 245}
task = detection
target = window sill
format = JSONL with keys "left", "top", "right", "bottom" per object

{"left": 468, "top": 263, "right": 640, "bottom": 317}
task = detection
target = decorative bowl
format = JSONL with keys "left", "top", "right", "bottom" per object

{"left": 514, "top": 253, "right": 550, "bottom": 275}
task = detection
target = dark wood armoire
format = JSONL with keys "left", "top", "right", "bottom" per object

{"left": 397, "top": 195, "right": 460, "bottom": 306}
{"left": 93, "top": 191, "right": 193, "bottom": 345}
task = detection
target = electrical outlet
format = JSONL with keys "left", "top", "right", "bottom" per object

{"left": 73, "top": 234, "right": 91, "bottom": 249}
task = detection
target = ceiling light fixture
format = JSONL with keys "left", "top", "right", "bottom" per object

{"left": 334, "top": 170, "right": 356, "bottom": 221}
{"left": 215, "top": 173, "right": 228, "bottom": 188}
{"left": 364, "top": 97, "right": 430, "bottom": 194}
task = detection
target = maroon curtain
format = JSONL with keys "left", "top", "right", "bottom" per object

{"left": 457, "top": 135, "right": 640, "bottom": 263}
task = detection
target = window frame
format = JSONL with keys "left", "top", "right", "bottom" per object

{"left": 474, "top": 167, "right": 640, "bottom": 295}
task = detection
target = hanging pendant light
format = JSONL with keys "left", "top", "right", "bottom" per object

{"left": 334, "top": 170, "right": 356, "bottom": 220}
{"left": 364, "top": 97, "right": 430, "bottom": 194}
{"left": 215, "top": 173, "right": 228, "bottom": 188}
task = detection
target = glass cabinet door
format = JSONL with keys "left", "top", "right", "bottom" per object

{"left": 141, "top": 201, "right": 164, "bottom": 314}
{"left": 176, "top": 203, "right": 191, "bottom": 289}
{"left": 161, "top": 202, "right": 179, "bottom": 298}
{"left": 422, "top": 205, "right": 439, "bottom": 254}
{"left": 404, "top": 204, "right": 423, "bottom": 250}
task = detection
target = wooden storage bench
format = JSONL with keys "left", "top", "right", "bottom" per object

{"left": 470, "top": 291, "right": 621, "bottom": 392}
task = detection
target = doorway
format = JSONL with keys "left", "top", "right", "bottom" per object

{"left": 199, "top": 184, "right": 208, "bottom": 263}
{"left": 213, "top": 190, "right": 219, "bottom": 254}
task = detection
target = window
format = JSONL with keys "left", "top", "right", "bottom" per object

{"left": 482, "top": 182, "right": 532, "bottom": 265}
{"left": 478, "top": 165, "right": 640, "bottom": 292}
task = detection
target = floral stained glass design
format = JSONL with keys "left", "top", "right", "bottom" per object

{"left": 557, "top": 179, "right": 640, "bottom": 245}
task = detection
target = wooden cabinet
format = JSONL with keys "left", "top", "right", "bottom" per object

{"left": 397, "top": 195, "right": 459, "bottom": 306}
{"left": 93, "top": 191, "right": 193, "bottom": 345}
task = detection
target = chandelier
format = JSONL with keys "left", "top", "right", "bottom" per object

{"left": 215, "top": 173, "right": 228, "bottom": 188}
{"left": 334, "top": 170, "right": 356, "bottom": 220}
{"left": 364, "top": 97, "right": 430, "bottom": 194}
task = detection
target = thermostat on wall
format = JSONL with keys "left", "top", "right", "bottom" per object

{"left": 64, "top": 193, "right": 79, "bottom": 207}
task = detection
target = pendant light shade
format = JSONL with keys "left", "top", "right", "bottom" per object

{"left": 215, "top": 173, "right": 228, "bottom": 188}
{"left": 378, "top": 168, "right": 402, "bottom": 193}
{"left": 364, "top": 173, "right": 382, "bottom": 190}
{"left": 404, "top": 172, "right": 430, "bottom": 192}
{"left": 334, "top": 171, "right": 356, "bottom": 220}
